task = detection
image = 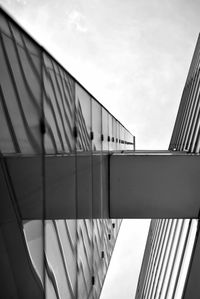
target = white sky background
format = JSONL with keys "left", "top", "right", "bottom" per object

{"left": 2, "top": 0, "right": 200, "bottom": 150}
{"left": 100, "top": 220, "right": 150, "bottom": 299}
{"left": 1, "top": 0, "right": 200, "bottom": 298}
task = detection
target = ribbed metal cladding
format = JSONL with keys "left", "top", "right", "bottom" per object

{"left": 0, "top": 7, "right": 134, "bottom": 299}
{"left": 136, "top": 34, "right": 200, "bottom": 299}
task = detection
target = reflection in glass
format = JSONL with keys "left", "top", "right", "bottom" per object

{"left": 0, "top": 7, "right": 135, "bottom": 299}
{"left": 23, "top": 220, "right": 44, "bottom": 285}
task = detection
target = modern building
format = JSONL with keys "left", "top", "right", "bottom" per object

{"left": 135, "top": 34, "right": 200, "bottom": 299}
{"left": 0, "top": 6, "right": 134, "bottom": 299}
{"left": 1, "top": 5, "right": 200, "bottom": 299}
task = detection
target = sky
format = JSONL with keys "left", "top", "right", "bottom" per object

{"left": 1, "top": 0, "right": 200, "bottom": 298}
{"left": 100, "top": 220, "right": 150, "bottom": 299}
{"left": 1, "top": 0, "right": 200, "bottom": 150}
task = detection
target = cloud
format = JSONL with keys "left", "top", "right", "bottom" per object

{"left": 67, "top": 10, "right": 88, "bottom": 33}
{"left": 16, "top": 0, "right": 26, "bottom": 4}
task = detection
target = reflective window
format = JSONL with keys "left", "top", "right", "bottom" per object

{"left": 0, "top": 33, "right": 42, "bottom": 153}
{"left": 0, "top": 8, "right": 134, "bottom": 299}
{"left": 45, "top": 220, "right": 73, "bottom": 299}
{"left": 0, "top": 94, "right": 15, "bottom": 152}
{"left": 75, "top": 83, "right": 91, "bottom": 151}
{"left": 92, "top": 99, "right": 101, "bottom": 151}
{"left": 112, "top": 118, "right": 117, "bottom": 151}
{"left": 23, "top": 220, "right": 44, "bottom": 285}
{"left": 108, "top": 114, "right": 113, "bottom": 151}
{"left": 102, "top": 108, "right": 109, "bottom": 151}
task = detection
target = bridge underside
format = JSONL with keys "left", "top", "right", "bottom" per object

{"left": 2, "top": 151, "right": 200, "bottom": 220}
{"left": 110, "top": 151, "right": 200, "bottom": 219}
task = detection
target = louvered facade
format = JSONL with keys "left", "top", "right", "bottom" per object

{"left": 135, "top": 35, "right": 200, "bottom": 299}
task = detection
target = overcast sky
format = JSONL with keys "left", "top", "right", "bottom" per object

{"left": 100, "top": 220, "right": 150, "bottom": 299}
{"left": 1, "top": 0, "right": 200, "bottom": 298}
{"left": 1, "top": 0, "right": 200, "bottom": 149}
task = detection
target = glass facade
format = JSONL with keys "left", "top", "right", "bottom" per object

{"left": 0, "top": 7, "right": 134, "bottom": 299}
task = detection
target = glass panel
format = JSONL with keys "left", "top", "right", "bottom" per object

{"left": 122, "top": 127, "right": 126, "bottom": 150}
{"left": 92, "top": 100, "right": 101, "bottom": 151}
{"left": 112, "top": 118, "right": 117, "bottom": 151}
{"left": 130, "top": 132, "right": 134, "bottom": 150}
{"left": 23, "top": 34, "right": 42, "bottom": 56}
{"left": 64, "top": 220, "right": 77, "bottom": 293}
{"left": 108, "top": 115, "right": 113, "bottom": 151}
{"left": 0, "top": 94, "right": 15, "bottom": 153}
{"left": 75, "top": 83, "right": 92, "bottom": 298}
{"left": 120, "top": 125, "right": 125, "bottom": 150}
{"left": 93, "top": 219, "right": 103, "bottom": 296}
{"left": 124, "top": 130, "right": 127, "bottom": 151}
{"left": 125, "top": 131, "right": 133, "bottom": 150}
{"left": 10, "top": 22, "right": 24, "bottom": 46}
{"left": 45, "top": 272, "right": 58, "bottom": 299}
{"left": 77, "top": 220, "right": 92, "bottom": 299}
{"left": 44, "top": 53, "right": 75, "bottom": 153}
{"left": 125, "top": 130, "right": 129, "bottom": 150}
{"left": 23, "top": 220, "right": 44, "bottom": 284}
{"left": 119, "top": 124, "right": 123, "bottom": 151}
{"left": 0, "top": 33, "right": 42, "bottom": 153}
{"left": 76, "top": 83, "right": 91, "bottom": 152}
{"left": 102, "top": 108, "right": 108, "bottom": 151}
{"left": 45, "top": 220, "right": 73, "bottom": 299}
{"left": 0, "top": 11, "right": 11, "bottom": 36}
{"left": 55, "top": 220, "right": 76, "bottom": 296}
{"left": 116, "top": 122, "right": 120, "bottom": 151}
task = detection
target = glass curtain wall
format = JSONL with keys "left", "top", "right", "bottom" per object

{"left": 0, "top": 7, "right": 134, "bottom": 299}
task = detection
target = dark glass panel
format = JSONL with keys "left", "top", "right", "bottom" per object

{"left": 0, "top": 94, "right": 15, "bottom": 153}
{"left": 0, "top": 33, "right": 42, "bottom": 153}
{"left": 0, "top": 11, "right": 11, "bottom": 36}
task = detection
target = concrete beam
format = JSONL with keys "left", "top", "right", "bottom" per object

{"left": 110, "top": 152, "right": 200, "bottom": 218}
{"left": 2, "top": 151, "right": 200, "bottom": 219}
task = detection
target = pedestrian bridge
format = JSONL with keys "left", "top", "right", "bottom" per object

{"left": 1, "top": 150, "right": 200, "bottom": 220}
